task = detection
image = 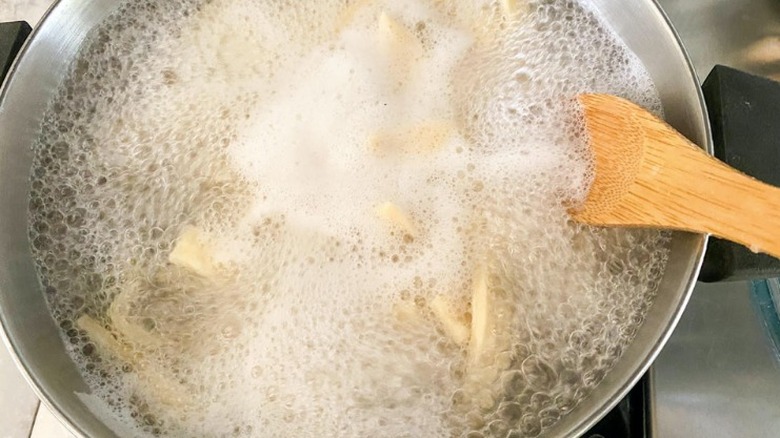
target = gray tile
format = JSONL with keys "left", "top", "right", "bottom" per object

{"left": 0, "top": 0, "right": 52, "bottom": 25}
{"left": 0, "top": 343, "right": 40, "bottom": 438}
{"left": 30, "top": 404, "right": 76, "bottom": 438}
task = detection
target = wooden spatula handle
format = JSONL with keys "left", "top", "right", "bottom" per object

{"left": 648, "top": 143, "right": 780, "bottom": 258}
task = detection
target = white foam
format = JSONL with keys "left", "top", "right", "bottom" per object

{"left": 29, "top": 0, "right": 669, "bottom": 436}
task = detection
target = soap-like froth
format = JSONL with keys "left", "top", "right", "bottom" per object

{"left": 29, "top": 0, "right": 668, "bottom": 436}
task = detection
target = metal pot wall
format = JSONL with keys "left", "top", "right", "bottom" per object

{"left": 0, "top": 1, "right": 710, "bottom": 436}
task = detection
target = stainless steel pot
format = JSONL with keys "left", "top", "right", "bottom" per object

{"left": 0, "top": 1, "right": 709, "bottom": 436}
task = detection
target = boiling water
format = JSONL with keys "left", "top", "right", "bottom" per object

{"left": 29, "top": 0, "right": 668, "bottom": 436}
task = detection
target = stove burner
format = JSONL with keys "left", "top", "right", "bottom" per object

{"left": 582, "top": 374, "right": 651, "bottom": 437}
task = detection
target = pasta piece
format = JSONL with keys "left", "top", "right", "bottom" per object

{"left": 108, "top": 290, "right": 163, "bottom": 350}
{"left": 178, "top": 0, "right": 287, "bottom": 83}
{"left": 378, "top": 11, "right": 422, "bottom": 52}
{"left": 336, "top": 0, "right": 375, "bottom": 31}
{"left": 500, "top": 0, "right": 528, "bottom": 18}
{"left": 461, "top": 263, "right": 515, "bottom": 410}
{"left": 392, "top": 298, "right": 425, "bottom": 327}
{"left": 429, "top": 295, "right": 470, "bottom": 346}
{"left": 369, "top": 120, "right": 455, "bottom": 155}
{"left": 78, "top": 314, "right": 193, "bottom": 410}
{"left": 76, "top": 315, "right": 135, "bottom": 364}
{"left": 135, "top": 365, "right": 193, "bottom": 409}
{"left": 468, "top": 264, "right": 493, "bottom": 366}
{"left": 431, "top": 0, "right": 528, "bottom": 44}
{"left": 169, "top": 226, "right": 218, "bottom": 277}
{"left": 377, "top": 11, "right": 424, "bottom": 76}
{"left": 376, "top": 202, "right": 416, "bottom": 236}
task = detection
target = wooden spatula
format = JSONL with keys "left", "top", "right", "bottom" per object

{"left": 571, "top": 93, "right": 780, "bottom": 259}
